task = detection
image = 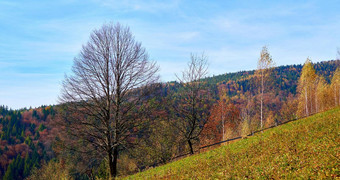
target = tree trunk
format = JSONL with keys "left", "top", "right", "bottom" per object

{"left": 108, "top": 149, "right": 114, "bottom": 179}
{"left": 222, "top": 102, "right": 225, "bottom": 141}
{"left": 188, "top": 139, "right": 194, "bottom": 154}
{"left": 338, "top": 86, "right": 340, "bottom": 106}
{"left": 222, "top": 117, "right": 225, "bottom": 141}
{"left": 113, "top": 147, "right": 118, "bottom": 178}
{"left": 260, "top": 94, "right": 263, "bottom": 130}
{"left": 335, "top": 85, "right": 337, "bottom": 106}
{"left": 260, "top": 70, "right": 263, "bottom": 130}
{"left": 305, "top": 87, "right": 309, "bottom": 116}
{"left": 315, "top": 89, "right": 318, "bottom": 113}
{"left": 108, "top": 147, "right": 119, "bottom": 179}
{"left": 309, "top": 86, "right": 313, "bottom": 114}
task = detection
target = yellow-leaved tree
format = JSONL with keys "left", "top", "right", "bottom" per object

{"left": 315, "top": 75, "right": 331, "bottom": 112}
{"left": 297, "top": 58, "right": 317, "bottom": 117}
{"left": 331, "top": 67, "right": 340, "bottom": 107}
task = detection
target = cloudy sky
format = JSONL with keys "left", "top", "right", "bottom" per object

{"left": 0, "top": 0, "right": 339, "bottom": 109}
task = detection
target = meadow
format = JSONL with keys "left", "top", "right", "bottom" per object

{"left": 125, "top": 108, "right": 340, "bottom": 179}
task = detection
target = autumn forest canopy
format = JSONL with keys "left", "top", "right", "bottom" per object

{"left": 0, "top": 22, "right": 339, "bottom": 179}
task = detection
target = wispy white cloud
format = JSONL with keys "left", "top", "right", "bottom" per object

{"left": 91, "top": 0, "right": 181, "bottom": 13}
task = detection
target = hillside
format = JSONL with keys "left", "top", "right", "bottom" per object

{"left": 125, "top": 108, "right": 340, "bottom": 179}
{"left": 203, "top": 60, "right": 339, "bottom": 97}
{"left": 0, "top": 60, "right": 339, "bottom": 179}
{"left": 0, "top": 106, "right": 56, "bottom": 179}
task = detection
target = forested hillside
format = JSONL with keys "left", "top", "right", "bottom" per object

{"left": 0, "top": 60, "right": 339, "bottom": 179}
{"left": 204, "top": 60, "right": 339, "bottom": 97}
{"left": 0, "top": 106, "right": 56, "bottom": 179}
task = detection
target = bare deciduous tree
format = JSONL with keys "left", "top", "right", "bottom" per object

{"left": 59, "top": 22, "right": 159, "bottom": 178}
{"left": 256, "top": 46, "right": 275, "bottom": 130}
{"left": 171, "top": 53, "right": 210, "bottom": 154}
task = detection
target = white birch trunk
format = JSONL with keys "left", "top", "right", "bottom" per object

{"left": 315, "top": 86, "right": 318, "bottom": 113}
{"left": 305, "top": 87, "right": 309, "bottom": 116}
{"left": 261, "top": 69, "right": 263, "bottom": 130}
{"left": 222, "top": 102, "right": 225, "bottom": 141}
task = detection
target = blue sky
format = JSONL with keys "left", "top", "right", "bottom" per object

{"left": 0, "top": 0, "right": 339, "bottom": 109}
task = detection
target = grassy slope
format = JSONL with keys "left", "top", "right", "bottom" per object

{"left": 125, "top": 108, "right": 340, "bottom": 179}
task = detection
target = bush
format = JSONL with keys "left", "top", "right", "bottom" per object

{"left": 240, "top": 119, "right": 250, "bottom": 138}
{"left": 27, "top": 159, "right": 72, "bottom": 180}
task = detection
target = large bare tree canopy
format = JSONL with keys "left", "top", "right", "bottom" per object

{"left": 59, "top": 22, "right": 159, "bottom": 178}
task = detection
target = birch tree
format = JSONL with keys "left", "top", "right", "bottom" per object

{"left": 297, "top": 58, "right": 316, "bottom": 117}
{"left": 331, "top": 67, "right": 340, "bottom": 107}
{"left": 59, "top": 22, "right": 159, "bottom": 178}
{"left": 256, "top": 46, "right": 275, "bottom": 130}
{"left": 331, "top": 49, "right": 340, "bottom": 106}
{"left": 316, "top": 76, "right": 327, "bottom": 112}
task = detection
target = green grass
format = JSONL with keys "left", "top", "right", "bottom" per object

{"left": 124, "top": 108, "right": 340, "bottom": 179}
